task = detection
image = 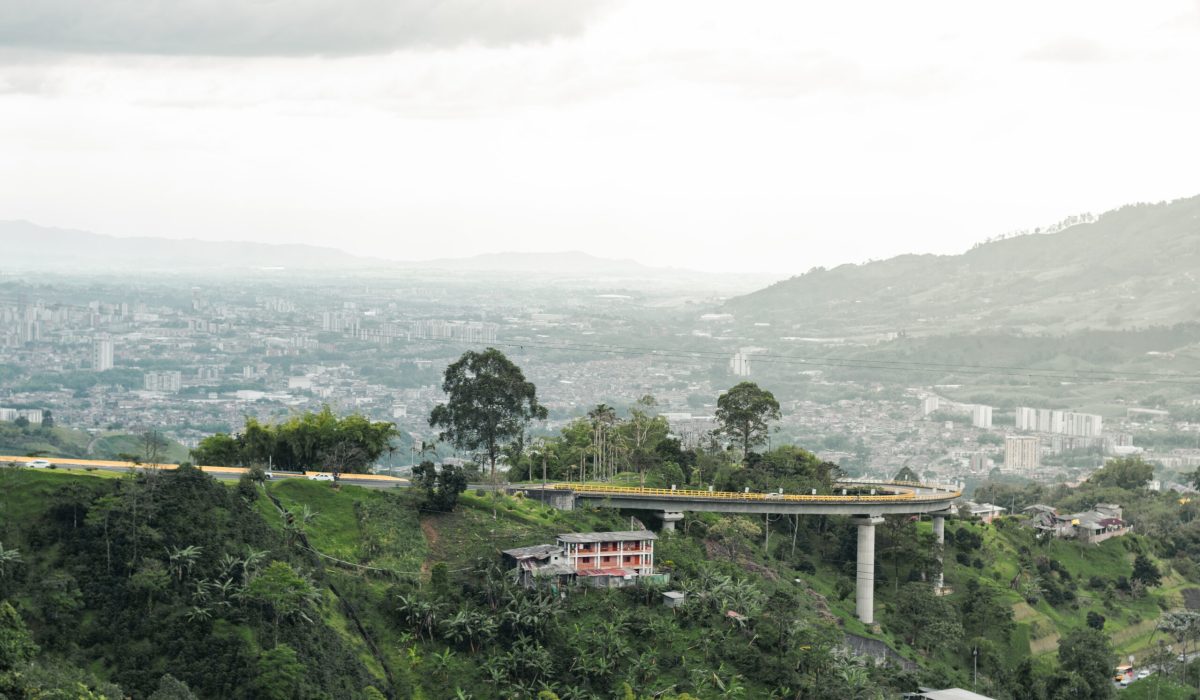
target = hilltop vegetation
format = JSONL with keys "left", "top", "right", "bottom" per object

{"left": 0, "top": 419, "right": 189, "bottom": 464}
{"left": 726, "top": 195, "right": 1200, "bottom": 336}
{"left": 2, "top": 452, "right": 1200, "bottom": 698}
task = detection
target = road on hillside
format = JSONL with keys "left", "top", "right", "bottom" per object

{"left": 0, "top": 455, "right": 412, "bottom": 490}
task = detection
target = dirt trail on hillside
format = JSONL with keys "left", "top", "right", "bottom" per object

{"left": 419, "top": 516, "right": 439, "bottom": 576}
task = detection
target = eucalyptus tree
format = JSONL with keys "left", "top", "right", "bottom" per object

{"left": 715, "top": 382, "right": 781, "bottom": 460}
{"left": 430, "top": 348, "right": 547, "bottom": 481}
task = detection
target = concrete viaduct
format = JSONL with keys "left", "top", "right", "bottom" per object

{"left": 518, "top": 480, "right": 959, "bottom": 625}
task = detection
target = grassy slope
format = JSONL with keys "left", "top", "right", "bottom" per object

{"left": 251, "top": 481, "right": 633, "bottom": 697}
{"left": 1123, "top": 675, "right": 1196, "bottom": 700}
{"left": 939, "top": 520, "right": 1176, "bottom": 662}
{"left": 0, "top": 467, "right": 110, "bottom": 535}
{"left": 0, "top": 425, "right": 189, "bottom": 462}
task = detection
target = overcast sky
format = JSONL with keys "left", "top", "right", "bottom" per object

{"left": 2, "top": 1, "right": 1198, "bottom": 274}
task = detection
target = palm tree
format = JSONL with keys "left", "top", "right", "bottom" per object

{"left": 167, "top": 545, "right": 203, "bottom": 583}
{"left": 444, "top": 610, "right": 474, "bottom": 652}
{"left": 191, "top": 578, "right": 216, "bottom": 604}
{"left": 242, "top": 547, "right": 269, "bottom": 586}
{"left": 217, "top": 553, "right": 241, "bottom": 580}
{"left": 0, "top": 542, "right": 22, "bottom": 579}
{"left": 430, "top": 647, "right": 455, "bottom": 681}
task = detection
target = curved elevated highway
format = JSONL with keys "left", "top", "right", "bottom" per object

{"left": 521, "top": 479, "right": 960, "bottom": 625}
{"left": 541, "top": 479, "right": 959, "bottom": 517}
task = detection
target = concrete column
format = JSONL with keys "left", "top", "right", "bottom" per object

{"left": 933, "top": 514, "right": 946, "bottom": 591}
{"left": 852, "top": 516, "right": 885, "bottom": 624}
{"left": 660, "top": 511, "right": 684, "bottom": 532}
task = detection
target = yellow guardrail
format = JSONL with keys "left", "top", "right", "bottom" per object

{"left": 0, "top": 455, "right": 408, "bottom": 483}
{"left": 547, "top": 482, "right": 961, "bottom": 503}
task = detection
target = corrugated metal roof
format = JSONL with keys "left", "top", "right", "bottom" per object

{"left": 502, "top": 544, "right": 561, "bottom": 559}
{"left": 910, "top": 689, "right": 997, "bottom": 700}
{"left": 557, "top": 530, "right": 657, "bottom": 544}
{"left": 577, "top": 568, "right": 634, "bottom": 577}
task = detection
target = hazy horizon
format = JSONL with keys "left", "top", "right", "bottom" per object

{"left": 2, "top": 0, "right": 1199, "bottom": 273}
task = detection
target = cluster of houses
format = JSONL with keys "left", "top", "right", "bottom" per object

{"left": 944, "top": 499, "right": 1132, "bottom": 545}
{"left": 1022, "top": 503, "right": 1130, "bottom": 544}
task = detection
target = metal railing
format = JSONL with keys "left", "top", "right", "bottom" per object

{"left": 548, "top": 482, "right": 961, "bottom": 503}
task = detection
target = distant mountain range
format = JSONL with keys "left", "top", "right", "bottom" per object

{"left": 0, "top": 221, "right": 731, "bottom": 282}
{"left": 725, "top": 195, "right": 1200, "bottom": 334}
{"left": 0, "top": 220, "right": 373, "bottom": 271}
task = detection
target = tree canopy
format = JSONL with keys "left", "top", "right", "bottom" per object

{"left": 1054, "top": 627, "right": 1115, "bottom": 700}
{"left": 191, "top": 406, "right": 397, "bottom": 473}
{"left": 717, "top": 446, "right": 840, "bottom": 495}
{"left": 412, "top": 461, "right": 469, "bottom": 512}
{"left": 429, "top": 348, "right": 547, "bottom": 479}
{"left": 715, "top": 382, "right": 781, "bottom": 460}
{"left": 1086, "top": 456, "right": 1153, "bottom": 490}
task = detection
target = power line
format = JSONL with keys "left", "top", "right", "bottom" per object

{"left": 373, "top": 333, "right": 1200, "bottom": 387}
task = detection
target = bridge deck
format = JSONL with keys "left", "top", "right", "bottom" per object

{"left": 531, "top": 481, "right": 959, "bottom": 517}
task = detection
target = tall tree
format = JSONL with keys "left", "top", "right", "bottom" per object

{"left": 1087, "top": 456, "right": 1153, "bottom": 490}
{"left": 1055, "top": 627, "right": 1115, "bottom": 700}
{"left": 622, "top": 396, "right": 669, "bottom": 486}
{"left": 715, "top": 382, "right": 781, "bottom": 460}
{"left": 429, "top": 348, "right": 546, "bottom": 480}
{"left": 588, "top": 404, "right": 618, "bottom": 482}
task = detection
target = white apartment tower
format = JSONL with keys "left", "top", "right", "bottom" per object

{"left": 972, "top": 405, "right": 993, "bottom": 429}
{"left": 1004, "top": 435, "right": 1041, "bottom": 471}
{"left": 144, "top": 371, "right": 183, "bottom": 393}
{"left": 729, "top": 351, "right": 752, "bottom": 377}
{"left": 1015, "top": 406, "right": 1102, "bottom": 437}
{"left": 92, "top": 336, "right": 114, "bottom": 371}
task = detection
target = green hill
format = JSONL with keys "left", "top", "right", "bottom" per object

{"left": 0, "top": 420, "right": 190, "bottom": 463}
{"left": 725, "top": 195, "right": 1200, "bottom": 336}
{"left": 2, "top": 462, "right": 1197, "bottom": 698}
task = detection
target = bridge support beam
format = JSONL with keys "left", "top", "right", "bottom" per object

{"left": 932, "top": 513, "right": 946, "bottom": 591}
{"left": 660, "top": 511, "right": 684, "bottom": 532}
{"left": 852, "top": 516, "right": 885, "bottom": 624}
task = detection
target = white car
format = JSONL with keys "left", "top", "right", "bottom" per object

{"left": 1137, "top": 670, "right": 1151, "bottom": 680}
{"left": 25, "top": 459, "right": 52, "bottom": 468}
{"left": 307, "top": 473, "right": 335, "bottom": 481}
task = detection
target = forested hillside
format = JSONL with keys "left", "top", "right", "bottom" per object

{"left": 1, "top": 457, "right": 1199, "bottom": 698}
{"left": 726, "top": 195, "right": 1200, "bottom": 335}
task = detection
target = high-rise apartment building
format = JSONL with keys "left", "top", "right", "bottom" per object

{"left": 144, "top": 371, "right": 182, "bottom": 393}
{"left": 1004, "top": 435, "right": 1041, "bottom": 471}
{"left": 729, "top": 351, "right": 752, "bottom": 377}
{"left": 972, "top": 405, "right": 993, "bottom": 429}
{"left": 921, "top": 396, "right": 940, "bottom": 416}
{"left": 1064, "top": 412, "right": 1103, "bottom": 437}
{"left": 92, "top": 336, "right": 114, "bottom": 371}
{"left": 1015, "top": 406, "right": 1101, "bottom": 437}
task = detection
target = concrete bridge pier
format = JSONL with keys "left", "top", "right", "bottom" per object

{"left": 852, "top": 516, "right": 885, "bottom": 624}
{"left": 932, "top": 512, "right": 947, "bottom": 591}
{"left": 660, "top": 511, "right": 684, "bottom": 532}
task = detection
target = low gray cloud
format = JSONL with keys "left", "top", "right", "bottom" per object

{"left": 1024, "top": 37, "right": 1118, "bottom": 63}
{"left": 0, "top": 0, "right": 612, "bottom": 56}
